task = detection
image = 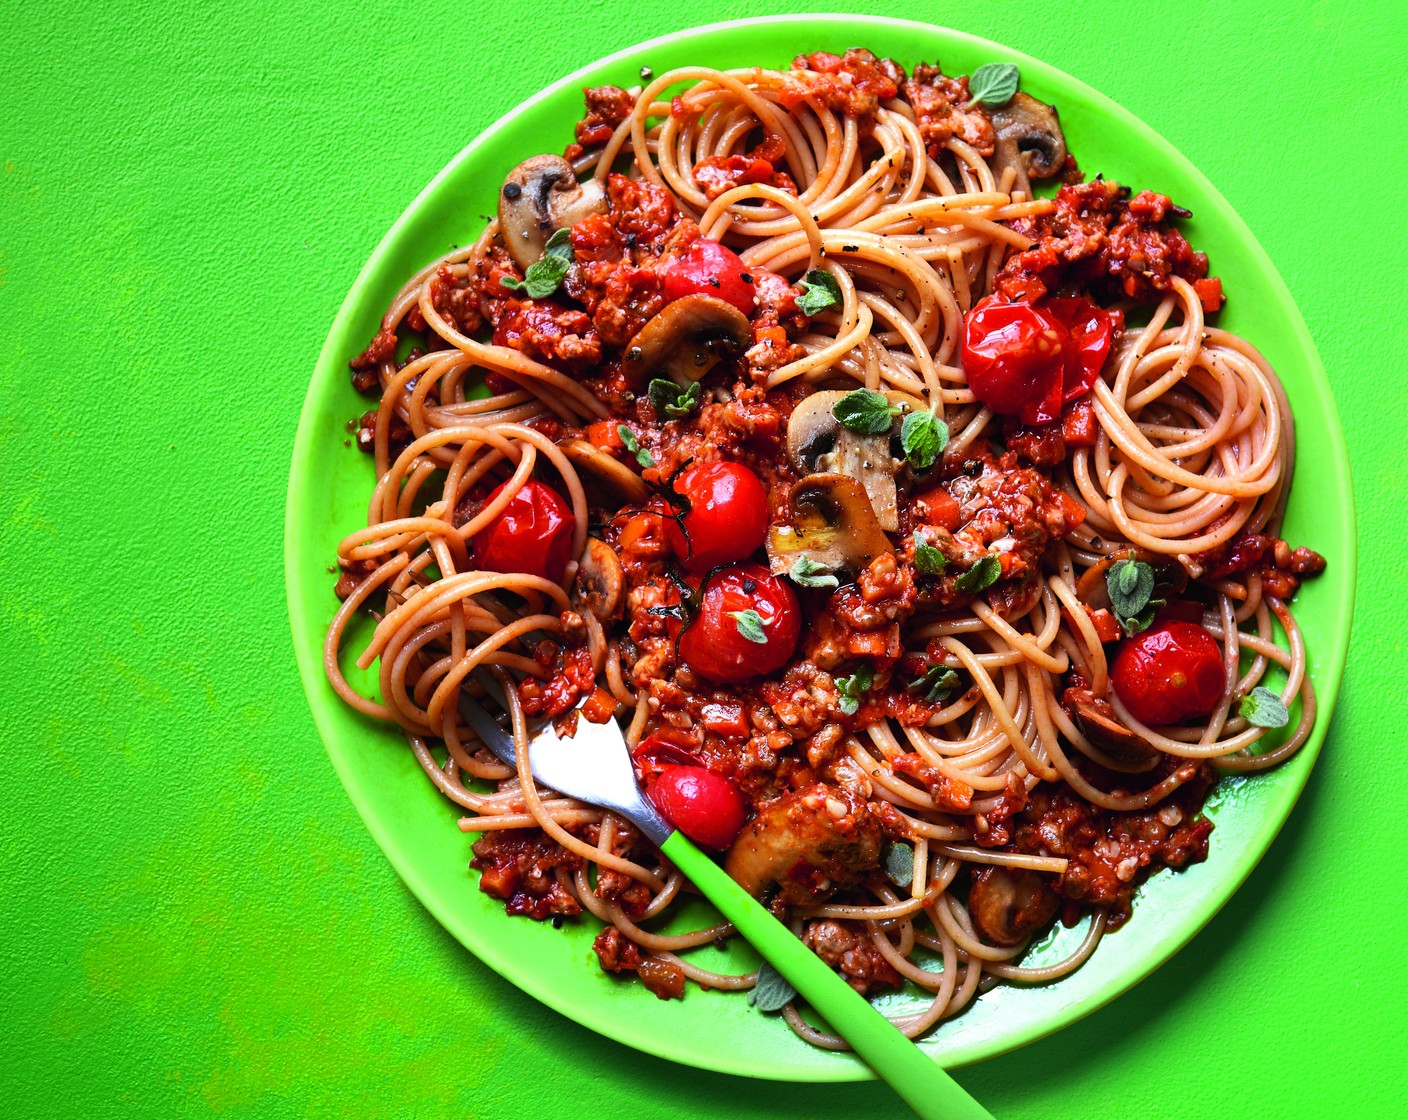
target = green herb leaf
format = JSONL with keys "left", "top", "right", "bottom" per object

{"left": 498, "top": 228, "right": 574, "bottom": 299}
{"left": 835, "top": 662, "right": 874, "bottom": 715}
{"left": 647, "top": 378, "right": 702, "bottom": 419}
{"left": 616, "top": 425, "right": 655, "bottom": 468}
{"left": 908, "top": 666, "right": 959, "bottom": 703}
{"left": 727, "top": 609, "right": 768, "bottom": 644}
{"left": 913, "top": 542, "right": 947, "bottom": 576}
{"left": 788, "top": 556, "right": 840, "bottom": 590}
{"left": 883, "top": 842, "right": 916, "bottom": 889}
{"left": 1239, "top": 686, "right": 1289, "bottom": 729}
{"left": 748, "top": 961, "right": 797, "bottom": 1013}
{"left": 796, "top": 268, "right": 841, "bottom": 316}
{"left": 965, "top": 62, "right": 1021, "bottom": 108}
{"left": 832, "top": 388, "right": 900, "bottom": 436}
{"left": 955, "top": 555, "right": 1001, "bottom": 594}
{"left": 1105, "top": 559, "right": 1162, "bottom": 635}
{"left": 901, "top": 410, "right": 948, "bottom": 471}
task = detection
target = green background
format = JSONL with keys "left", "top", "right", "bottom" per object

{"left": 2, "top": 2, "right": 1403, "bottom": 1117}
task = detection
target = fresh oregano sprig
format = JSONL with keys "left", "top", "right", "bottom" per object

{"left": 965, "top": 62, "right": 1020, "bottom": 108}
{"left": 1239, "top": 686, "right": 1289, "bottom": 728}
{"left": 832, "top": 388, "right": 900, "bottom": 435}
{"left": 788, "top": 556, "right": 839, "bottom": 590}
{"left": 727, "top": 609, "right": 768, "bottom": 644}
{"left": 901, "top": 409, "right": 948, "bottom": 471}
{"left": 797, "top": 268, "right": 841, "bottom": 316}
{"left": 748, "top": 961, "right": 796, "bottom": 1013}
{"left": 908, "top": 665, "right": 960, "bottom": 703}
{"left": 1106, "top": 558, "right": 1162, "bottom": 635}
{"left": 955, "top": 555, "right": 1001, "bottom": 593}
{"left": 616, "top": 425, "right": 654, "bottom": 468}
{"left": 499, "top": 228, "right": 573, "bottom": 299}
{"left": 835, "top": 661, "right": 874, "bottom": 715}
{"left": 647, "top": 378, "right": 702, "bottom": 419}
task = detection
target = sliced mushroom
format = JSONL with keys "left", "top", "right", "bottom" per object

{"left": 967, "top": 866, "right": 1060, "bottom": 947}
{"left": 498, "top": 155, "right": 607, "bottom": 271}
{"left": 990, "top": 93, "right": 1067, "bottom": 197}
{"left": 1067, "top": 687, "right": 1159, "bottom": 769}
{"left": 724, "top": 783, "right": 881, "bottom": 905}
{"left": 766, "top": 473, "right": 893, "bottom": 576}
{"left": 786, "top": 390, "right": 903, "bottom": 532}
{"left": 574, "top": 538, "right": 625, "bottom": 621}
{"left": 619, "top": 295, "right": 751, "bottom": 388}
{"left": 561, "top": 438, "right": 650, "bottom": 504}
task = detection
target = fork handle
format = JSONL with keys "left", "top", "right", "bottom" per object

{"left": 660, "top": 832, "right": 995, "bottom": 1120}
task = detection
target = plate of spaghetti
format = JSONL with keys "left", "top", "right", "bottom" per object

{"left": 287, "top": 16, "right": 1353, "bottom": 1078}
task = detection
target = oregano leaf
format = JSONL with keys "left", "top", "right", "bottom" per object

{"left": 1239, "top": 686, "right": 1289, "bottom": 728}
{"left": 883, "top": 842, "right": 916, "bottom": 889}
{"left": 788, "top": 556, "right": 839, "bottom": 590}
{"left": 796, "top": 268, "right": 841, "bottom": 316}
{"left": 832, "top": 388, "right": 900, "bottom": 436}
{"left": 966, "top": 62, "right": 1020, "bottom": 108}
{"left": 748, "top": 961, "right": 797, "bottom": 1013}
{"left": 901, "top": 410, "right": 948, "bottom": 471}
{"left": 727, "top": 609, "right": 768, "bottom": 644}
{"left": 955, "top": 555, "right": 1001, "bottom": 593}
{"left": 617, "top": 425, "right": 655, "bottom": 468}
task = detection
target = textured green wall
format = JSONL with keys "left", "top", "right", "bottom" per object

{"left": 2, "top": 2, "right": 1403, "bottom": 1117}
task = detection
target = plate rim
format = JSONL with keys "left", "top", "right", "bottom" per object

{"left": 285, "top": 13, "right": 1356, "bottom": 1081}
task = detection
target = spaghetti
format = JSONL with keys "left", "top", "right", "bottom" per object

{"left": 324, "top": 49, "right": 1323, "bottom": 1043}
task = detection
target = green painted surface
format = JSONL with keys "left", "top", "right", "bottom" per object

{"left": 1, "top": 2, "right": 1402, "bottom": 1117}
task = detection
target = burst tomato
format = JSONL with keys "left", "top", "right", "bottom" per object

{"left": 1045, "top": 297, "right": 1119, "bottom": 404}
{"left": 677, "top": 563, "right": 800, "bottom": 684}
{"left": 962, "top": 296, "right": 1119, "bottom": 425}
{"left": 648, "top": 764, "right": 747, "bottom": 850}
{"left": 661, "top": 238, "right": 756, "bottom": 317}
{"left": 471, "top": 479, "right": 575, "bottom": 583}
{"left": 1111, "top": 621, "right": 1225, "bottom": 725}
{"left": 661, "top": 460, "right": 768, "bottom": 572}
{"left": 961, "top": 296, "right": 1068, "bottom": 425}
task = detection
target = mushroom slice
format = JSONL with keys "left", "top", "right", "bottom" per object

{"left": 787, "top": 390, "right": 903, "bottom": 532}
{"left": 561, "top": 438, "right": 650, "bottom": 504}
{"left": 724, "top": 783, "right": 881, "bottom": 905}
{"left": 967, "top": 867, "right": 1060, "bottom": 947}
{"left": 766, "top": 473, "right": 893, "bottom": 576}
{"left": 990, "top": 93, "right": 1067, "bottom": 198}
{"left": 1068, "top": 687, "right": 1159, "bottom": 769}
{"left": 619, "top": 295, "right": 751, "bottom": 388}
{"left": 574, "top": 538, "right": 625, "bottom": 621}
{"left": 498, "top": 155, "right": 607, "bottom": 271}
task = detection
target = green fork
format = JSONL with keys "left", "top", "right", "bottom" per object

{"left": 459, "top": 679, "right": 994, "bottom": 1120}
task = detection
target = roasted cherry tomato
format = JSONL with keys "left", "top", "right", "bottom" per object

{"left": 961, "top": 295, "right": 1067, "bottom": 426}
{"left": 661, "top": 238, "right": 756, "bottom": 317}
{"left": 472, "top": 479, "right": 575, "bottom": 583}
{"left": 1111, "top": 621, "right": 1225, "bottom": 725}
{"left": 678, "top": 563, "right": 800, "bottom": 684}
{"left": 661, "top": 460, "right": 769, "bottom": 572}
{"left": 648, "top": 764, "right": 747, "bottom": 850}
{"left": 1045, "top": 297, "right": 1119, "bottom": 404}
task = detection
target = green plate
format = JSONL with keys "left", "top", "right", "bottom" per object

{"left": 286, "top": 15, "right": 1354, "bottom": 1080}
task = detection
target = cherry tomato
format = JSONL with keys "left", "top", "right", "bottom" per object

{"left": 1045, "top": 298, "right": 1119, "bottom": 404}
{"left": 961, "top": 295, "right": 1067, "bottom": 426}
{"left": 661, "top": 238, "right": 756, "bottom": 317}
{"left": 1111, "top": 621, "right": 1225, "bottom": 725}
{"left": 472, "top": 479, "right": 575, "bottom": 583}
{"left": 648, "top": 764, "right": 747, "bottom": 850}
{"left": 678, "top": 563, "right": 800, "bottom": 684}
{"left": 660, "top": 461, "right": 769, "bottom": 572}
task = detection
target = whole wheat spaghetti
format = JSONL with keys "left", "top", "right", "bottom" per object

{"left": 325, "top": 50, "right": 1323, "bottom": 1043}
